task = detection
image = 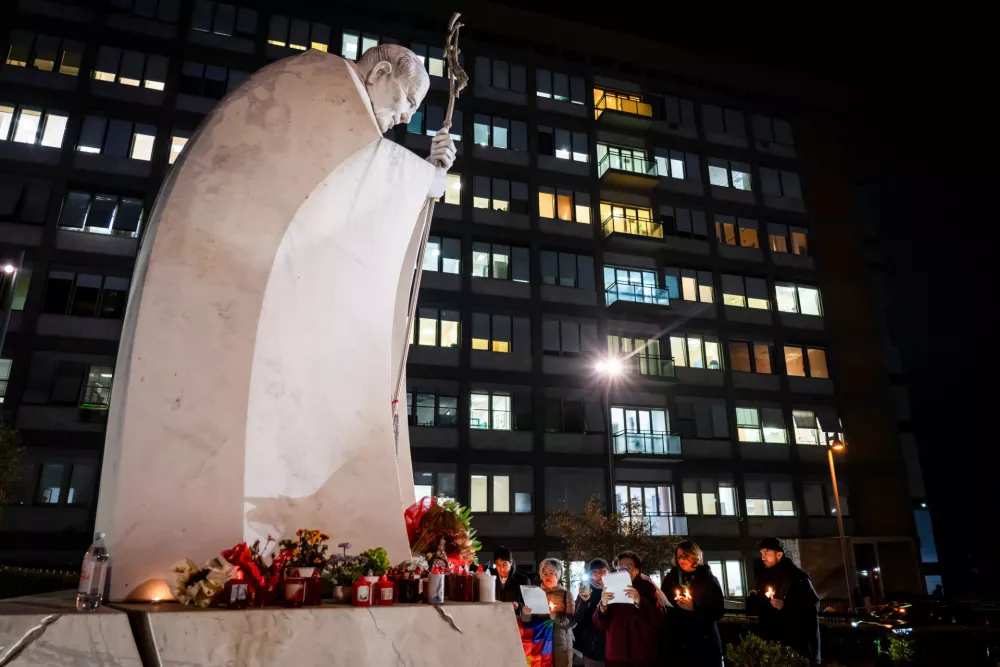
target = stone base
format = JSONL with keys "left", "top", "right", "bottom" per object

{"left": 1, "top": 592, "right": 525, "bottom": 666}
{"left": 0, "top": 591, "right": 142, "bottom": 666}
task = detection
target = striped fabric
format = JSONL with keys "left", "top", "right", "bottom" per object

{"left": 519, "top": 616, "right": 554, "bottom": 667}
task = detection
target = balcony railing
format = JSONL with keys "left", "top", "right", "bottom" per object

{"left": 620, "top": 513, "right": 688, "bottom": 536}
{"left": 602, "top": 213, "right": 663, "bottom": 240}
{"left": 624, "top": 353, "right": 676, "bottom": 379}
{"left": 594, "top": 92, "right": 653, "bottom": 120}
{"left": 613, "top": 430, "right": 682, "bottom": 456}
{"left": 597, "top": 152, "right": 658, "bottom": 179}
{"left": 605, "top": 280, "right": 670, "bottom": 307}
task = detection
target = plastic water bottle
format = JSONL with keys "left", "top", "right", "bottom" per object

{"left": 76, "top": 532, "right": 110, "bottom": 612}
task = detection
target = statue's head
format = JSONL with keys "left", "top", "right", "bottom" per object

{"left": 355, "top": 45, "right": 431, "bottom": 133}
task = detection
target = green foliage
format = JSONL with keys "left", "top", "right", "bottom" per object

{"left": 725, "top": 632, "right": 810, "bottom": 667}
{"left": 323, "top": 556, "right": 369, "bottom": 586}
{"left": 360, "top": 547, "right": 391, "bottom": 576}
{"left": 542, "top": 494, "right": 679, "bottom": 574}
{"left": 888, "top": 635, "right": 916, "bottom": 662}
{"left": 0, "top": 566, "right": 77, "bottom": 600}
{"left": 438, "top": 496, "right": 482, "bottom": 553}
{"left": 0, "top": 421, "right": 25, "bottom": 517}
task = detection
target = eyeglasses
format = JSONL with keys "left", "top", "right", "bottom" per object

{"left": 677, "top": 553, "right": 694, "bottom": 562}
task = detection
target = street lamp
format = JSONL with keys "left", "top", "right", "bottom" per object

{"left": 826, "top": 435, "right": 855, "bottom": 613}
{"left": 596, "top": 354, "right": 623, "bottom": 514}
{"left": 0, "top": 251, "right": 25, "bottom": 360}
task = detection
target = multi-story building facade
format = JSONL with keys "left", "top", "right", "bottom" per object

{"left": 0, "top": 0, "right": 934, "bottom": 601}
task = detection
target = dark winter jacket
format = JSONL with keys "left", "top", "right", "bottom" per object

{"left": 495, "top": 567, "right": 531, "bottom": 609}
{"left": 572, "top": 585, "right": 606, "bottom": 661}
{"left": 660, "top": 565, "right": 725, "bottom": 665}
{"left": 593, "top": 574, "right": 662, "bottom": 663}
{"left": 752, "top": 558, "right": 821, "bottom": 664}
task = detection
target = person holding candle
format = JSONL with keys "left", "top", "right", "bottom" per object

{"left": 751, "top": 537, "right": 820, "bottom": 664}
{"left": 658, "top": 540, "right": 724, "bottom": 667}
{"left": 519, "top": 559, "right": 576, "bottom": 667}
{"left": 593, "top": 550, "right": 661, "bottom": 667}
{"left": 573, "top": 558, "right": 610, "bottom": 667}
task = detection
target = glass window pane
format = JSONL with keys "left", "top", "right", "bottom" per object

{"left": 493, "top": 475, "right": 510, "bottom": 512}
{"left": 754, "top": 344, "right": 772, "bottom": 374}
{"left": 773, "top": 500, "right": 796, "bottom": 516}
{"left": 708, "top": 165, "right": 729, "bottom": 187}
{"left": 40, "top": 113, "right": 67, "bottom": 147}
{"left": 470, "top": 393, "right": 490, "bottom": 428}
{"left": 701, "top": 492, "right": 717, "bottom": 515}
{"left": 13, "top": 109, "right": 41, "bottom": 143}
{"left": 538, "top": 190, "right": 555, "bottom": 218}
{"left": 705, "top": 341, "right": 722, "bottom": 370}
{"left": 36, "top": 463, "right": 65, "bottom": 504}
{"left": 440, "top": 313, "right": 459, "bottom": 348}
{"left": 784, "top": 346, "right": 805, "bottom": 376}
{"left": 67, "top": 464, "right": 96, "bottom": 505}
{"left": 670, "top": 336, "right": 687, "bottom": 367}
{"left": 807, "top": 348, "right": 828, "bottom": 378}
{"left": 514, "top": 492, "right": 532, "bottom": 513}
{"left": 470, "top": 475, "right": 488, "bottom": 511}
{"left": 745, "top": 498, "right": 769, "bottom": 516}
{"left": 725, "top": 561, "right": 744, "bottom": 596}
{"left": 775, "top": 285, "right": 798, "bottom": 313}
{"left": 708, "top": 561, "right": 725, "bottom": 588}
{"left": 718, "top": 485, "right": 736, "bottom": 516}
{"left": 730, "top": 342, "right": 751, "bottom": 372}
{"left": 687, "top": 337, "right": 704, "bottom": 369}
{"left": 798, "top": 287, "right": 822, "bottom": 316}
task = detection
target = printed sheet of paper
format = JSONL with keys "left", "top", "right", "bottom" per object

{"left": 520, "top": 585, "right": 551, "bottom": 614}
{"left": 600, "top": 571, "right": 634, "bottom": 604}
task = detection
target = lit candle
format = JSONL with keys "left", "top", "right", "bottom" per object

{"left": 765, "top": 587, "right": 775, "bottom": 599}
{"left": 683, "top": 587, "right": 692, "bottom": 600}
{"left": 549, "top": 601, "right": 555, "bottom": 612}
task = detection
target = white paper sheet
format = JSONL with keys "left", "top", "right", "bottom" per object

{"left": 600, "top": 571, "right": 634, "bottom": 604}
{"left": 520, "top": 585, "right": 551, "bottom": 614}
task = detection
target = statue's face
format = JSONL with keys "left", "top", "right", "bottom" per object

{"left": 365, "top": 61, "right": 425, "bottom": 133}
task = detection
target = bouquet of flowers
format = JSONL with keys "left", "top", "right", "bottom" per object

{"left": 220, "top": 536, "right": 294, "bottom": 604}
{"left": 279, "top": 529, "right": 330, "bottom": 568}
{"left": 170, "top": 557, "right": 233, "bottom": 607}
{"left": 395, "top": 556, "right": 429, "bottom": 575}
{"left": 323, "top": 543, "right": 369, "bottom": 586}
{"left": 405, "top": 496, "right": 480, "bottom": 567}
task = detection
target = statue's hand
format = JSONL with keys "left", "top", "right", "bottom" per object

{"left": 427, "top": 128, "right": 456, "bottom": 170}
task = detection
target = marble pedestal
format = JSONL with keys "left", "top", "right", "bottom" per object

{"left": 1, "top": 593, "right": 525, "bottom": 667}
{"left": 0, "top": 591, "right": 142, "bottom": 666}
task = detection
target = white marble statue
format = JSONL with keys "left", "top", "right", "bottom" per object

{"left": 94, "top": 45, "right": 456, "bottom": 601}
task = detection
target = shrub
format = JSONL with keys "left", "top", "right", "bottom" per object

{"left": 725, "top": 632, "right": 810, "bottom": 667}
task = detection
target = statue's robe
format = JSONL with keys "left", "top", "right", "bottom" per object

{"left": 94, "top": 50, "right": 431, "bottom": 601}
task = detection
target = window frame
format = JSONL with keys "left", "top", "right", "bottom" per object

{"left": 266, "top": 15, "right": 331, "bottom": 52}
{"left": 682, "top": 479, "right": 737, "bottom": 516}
{"left": 537, "top": 186, "right": 591, "bottom": 224}
{"left": 0, "top": 104, "right": 68, "bottom": 148}
{"left": 57, "top": 191, "right": 145, "bottom": 239}
{"left": 422, "top": 236, "right": 461, "bottom": 274}
{"left": 775, "top": 283, "right": 823, "bottom": 316}
{"left": 469, "top": 391, "right": 513, "bottom": 431}
{"left": 707, "top": 158, "right": 753, "bottom": 191}
{"left": 715, "top": 215, "right": 760, "bottom": 249}
{"left": 728, "top": 340, "right": 773, "bottom": 375}
{"left": 535, "top": 68, "right": 585, "bottom": 104}
{"left": 4, "top": 31, "right": 83, "bottom": 77}
{"left": 472, "top": 176, "right": 528, "bottom": 214}
{"left": 470, "top": 313, "right": 514, "bottom": 354}
{"left": 669, "top": 333, "right": 723, "bottom": 370}
{"left": 404, "top": 390, "right": 458, "bottom": 427}
{"left": 783, "top": 344, "right": 829, "bottom": 379}
{"left": 470, "top": 243, "right": 529, "bottom": 282}
{"left": 410, "top": 307, "right": 460, "bottom": 348}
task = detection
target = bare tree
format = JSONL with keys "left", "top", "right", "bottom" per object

{"left": 0, "top": 421, "right": 24, "bottom": 518}
{"left": 543, "top": 494, "right": 681, "bottom": 575}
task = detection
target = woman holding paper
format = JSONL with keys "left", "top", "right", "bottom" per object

{"left": 520, "top": 559, "right": 576, "bottom": 667}
{"left": 659, "top": 540, "right": 725, "bottom": 666}
{"left": 593, "top": 550, "right": 661, "bottom": 666}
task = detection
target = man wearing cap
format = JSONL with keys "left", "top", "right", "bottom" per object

{"left": 752, "top": 537, "right": 821, "bottom": 664}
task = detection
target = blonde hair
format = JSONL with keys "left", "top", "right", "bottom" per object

{"left": 674, "top": 540, "right": 704, "bottom": 566}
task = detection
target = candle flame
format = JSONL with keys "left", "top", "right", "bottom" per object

{"left": 765, "top": 587, "right": 775, "bottom": 599}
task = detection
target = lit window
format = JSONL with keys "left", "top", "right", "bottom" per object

{"left": 40, "top": 113, "right": 68, "bottom": 148}
{"left": 130, "top": 129, "right": 156, "bottom": 161}
{"left": 81, "top": 365, "right": 114, "bottom": 410}
{"left": 776, "top": 283, "right": 822, "bottom": 316}
{"left": 169, "top": 134, "right": 188, "bottom": 164}
{"left": 471, "top": 313, "right": 513, "bottom": 354}
{"left": 683, "top": 479, "right": 736, "bottom": 516}
{"left": 0, "top": 358, "right": 11, "bottom": 403}
{"left": 793, "top": 410, "right": 820, "bottom": 445}
{"left": 411, "top": 308, "right": 459, "bottom": 348}
{"left": 422, "top": 236, "right": 461, "bottom": 274}
{"left": 708, "top": 158, "right": 753, "bottom": 190}
{"left": 440, "top": 173, "right": 461, "bottom": 205}
{"left": 469, "top": 391, "right": 513, "bottom": 430}
{"left": 341, "top": 31, "right": 359, "bottom": 60}
{"left": 708, "top": 560, "right": 746, "bottom": 597}
{"left": 13, "top": 108, "right": 41, "bottom": 143}
{"left": 784, "top": 345, "right": 829, "bottom": 379}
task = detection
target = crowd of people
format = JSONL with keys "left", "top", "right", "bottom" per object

{"left": 491, "top": 537, "right": 821, "bottom": 667}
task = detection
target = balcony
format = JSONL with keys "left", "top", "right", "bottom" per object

{"left": 613, "top": 430, "right": 682, "bottom": 457}
{"left": 623, "top": 353, "right": 676, "bottom": 380}
{"left": 604, "top": 280, "right": 670, "bottom": 309}
{"left": 621, "top": 513, "right": 688, "bottom": 537}
{"left": 594, "top": 90, "right": 653, "bottom": 131}
{"left": 602, "top": 213, "right": 663, "bottom": 241}
{"left": 597, "top": 152, "right": 659, "bottom": 190}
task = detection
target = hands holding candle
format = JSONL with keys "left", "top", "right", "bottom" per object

{"left": 673, "top": 586, "right": 694, "bottom": 611}
{"left": 765, "top": 586, "right": 784, "bottom": 609}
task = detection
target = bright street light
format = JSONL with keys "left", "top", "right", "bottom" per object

{"left": 2, "top": 265, "right": 14, "bottom": 274}
{"left": 596, "top": 357, "right": 622, "bottom": 376}
{"left": 830, "top": 439, "right": 846, "bottom": 452}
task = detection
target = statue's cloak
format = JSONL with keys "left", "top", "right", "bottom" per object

{"left": 94, "top": 50, "right": 433, "bottom": 600}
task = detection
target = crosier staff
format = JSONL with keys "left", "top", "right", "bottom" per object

{"left": 392, "top": 13, "right": 468, "bottom": 456}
